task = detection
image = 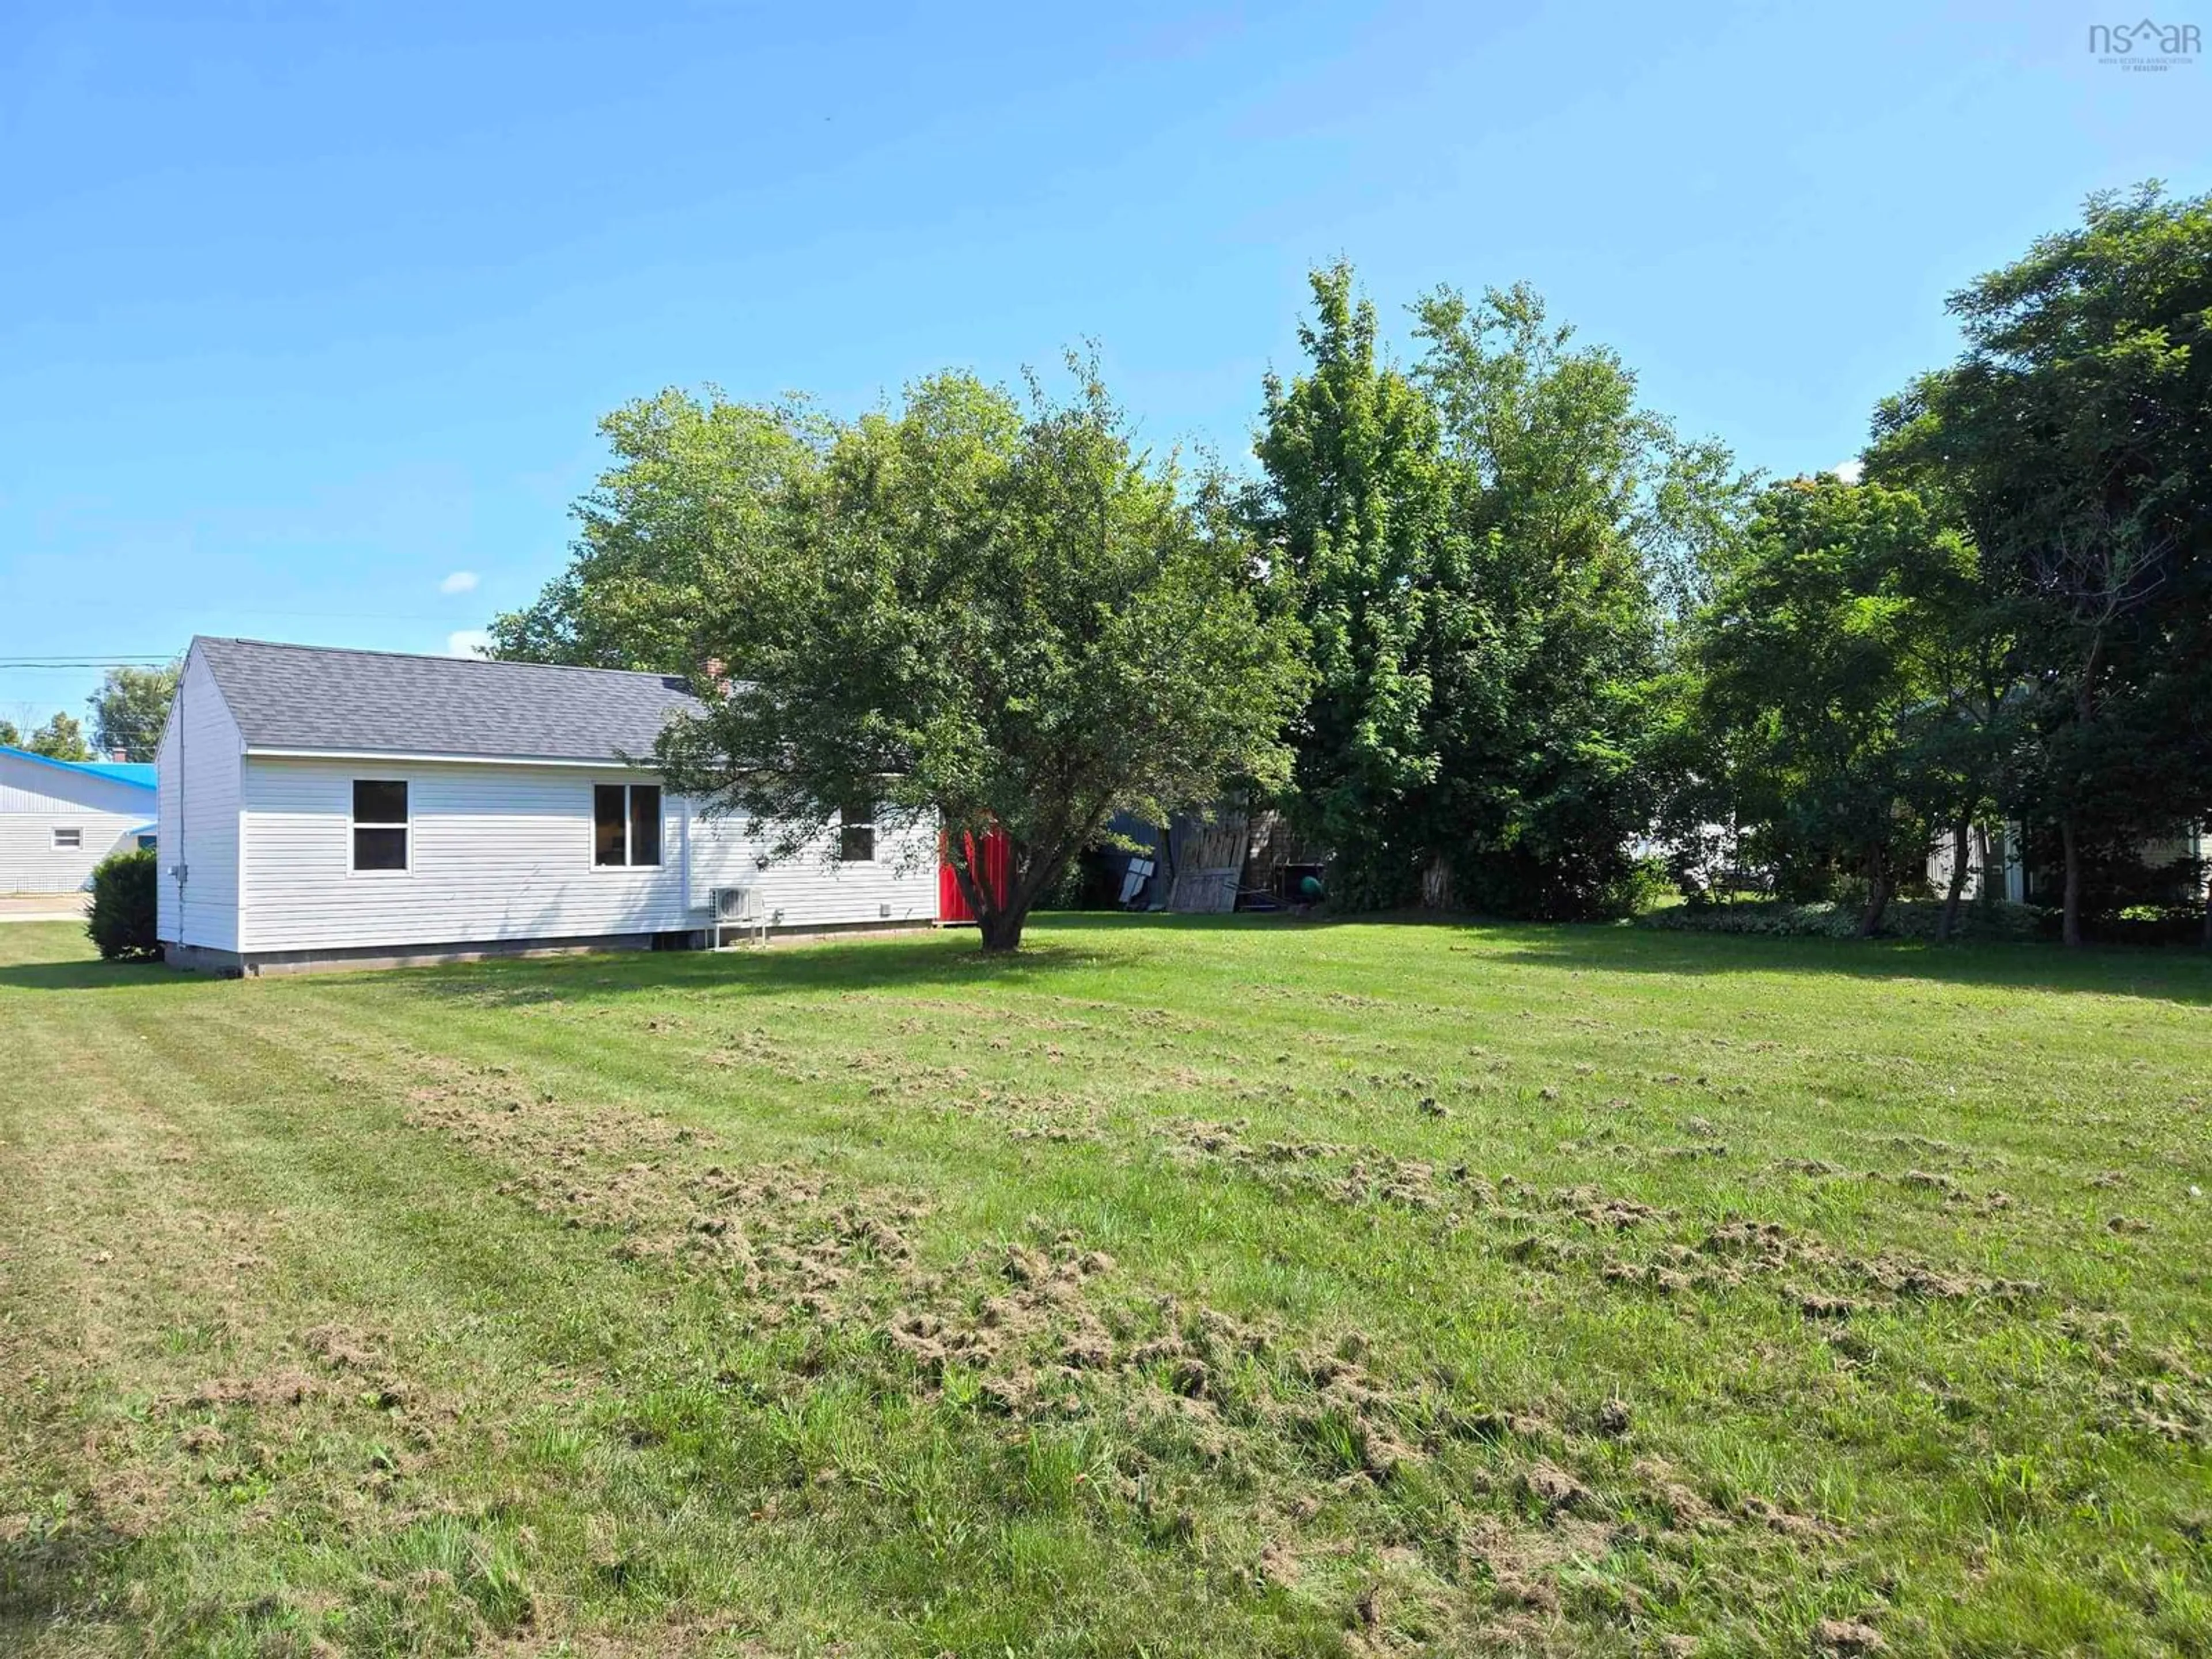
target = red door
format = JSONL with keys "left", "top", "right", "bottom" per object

{"left": 939, "top": 828, "right": 1011, "bottom": 923}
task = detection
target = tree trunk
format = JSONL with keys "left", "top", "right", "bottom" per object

{"left": 978, "top": 906, "right": 1027, "bottom": 953}
{"left": 2060, "top": 814, "right": 2084, "bottom": 948}
{"left": 946, "top": 833, "right": 1018, "bottom": 953}
{"left": 2202, "top": 870, "right": 2210, "bottom": 948}
{"left": 964, "top": 826, "right": 1088, "bottom": 955}
{"left": 2061, "top": 631, "right": 2102, "bottom": 950}
{"left": 1857, "top": 853, "right": 1892, "bottom": 938}
{"left": 1937, "top": 817, "right": 1970, "bottom": 942}
{"left": 1419, "top": 853, "right": 1453, "bottom": 911}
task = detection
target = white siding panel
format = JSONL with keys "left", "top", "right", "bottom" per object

{"left": 240, "top": 759, "right": 693, "bottom": 952}
{"left": 156, "top": 649, "right": 245, "bottom": 949}
{"left": 0, "top": 756, "right": 154, "bottom": 893}
{"left": 690, "top": 808, "right": 940, "bottom": 929}
{"left": 238, "top": 759, "right": 941, "bottom": 954}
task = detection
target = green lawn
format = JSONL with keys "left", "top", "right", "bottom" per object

{"left": 2, "top": 916, "right": 2209, "bottom": 1657}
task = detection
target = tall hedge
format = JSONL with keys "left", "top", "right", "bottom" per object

{"left": 87, "top": 846, "right": 160, "bottom": 961}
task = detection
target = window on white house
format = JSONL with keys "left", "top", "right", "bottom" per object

{"left": 839, "top": 798, "right": 875, "bottom": 863}
{"left": 594, "top": 783, "right": 662, "bottom": 867}
{"left": 630, "top": 785, "right": 662, "bottom": 866}
{"left": 351, "top": 780, "right": 409, "bottom": 871}
{"left": 593, "top": 785, "right": 625, "bottom": 866}
{"left": 52, "top": 827, "right": 82, "bottom": 850}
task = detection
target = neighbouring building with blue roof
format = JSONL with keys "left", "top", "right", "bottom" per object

{"left": 0, "top": 745, "right": 158, "bottom": 895}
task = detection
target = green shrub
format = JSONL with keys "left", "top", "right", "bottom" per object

{"left": 1635, "top": 896, "right": 2045, "bottom": 942}
{"left": 1593, "top": 857, "right": 1675, "bottom": 920}
{"left": 86, "top": 846, "right": 161, "bottom": 961}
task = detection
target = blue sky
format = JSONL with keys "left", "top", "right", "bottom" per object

{"left": 1, "top": 1, "right": 2202, "bottom": 730}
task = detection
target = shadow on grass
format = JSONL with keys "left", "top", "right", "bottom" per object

{"left": 397, "top": 923, "right": 1161, "bottom": 1007}
{"left": 0, "top": 1508, "right": 134, "bottom": 1630}
{"left": 1484, "top": 922, "right": 2212, "bottom": 1006}
{"left": 0, "top": 956, "right": 179, "bottom": 993}
{"left": 388, "top": 911, "right": 1357, "bottom": 1007}
{"left": 3, "top": 910, "right": 2204, "bottom": 1009}
{"left": 0, "top": 936, "right": 1117, "bottom": 999}
{"left": 0, "top": 916, "right": 1172, "bottom": 997}
{"left": 384, "top": 911, "right": 2212, "bottom": 1012}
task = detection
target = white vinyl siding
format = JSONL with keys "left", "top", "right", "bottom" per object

{"left": 155, "top": 649, "right": 245, "bottom": 949}
{"left": 690, "top": 806, "right": 937, "bottom": 931}
{"left": 234, "top": 757, "right": 938, "bottom": 954}
{"left": 240, "top": 760, "right": 685, "bottom": 952}
{"left": 0, "top": 757, "right": 153, "bottom": 894}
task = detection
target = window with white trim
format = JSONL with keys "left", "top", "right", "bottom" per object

{"left": 52, "top": 827, "right": 82, "bottom": 850}
{"left": 839, "top": 798, "right": 875, "bottom": 863}
{"left": 351, "top": 780, "right": 409, "bottom": 871}
{"left": 594, "top": 783, "right": 662, "bottom": 867}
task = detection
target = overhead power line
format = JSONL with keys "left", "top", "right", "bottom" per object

{"left": 0, "top": 657, "right": 180, "bottom": 668}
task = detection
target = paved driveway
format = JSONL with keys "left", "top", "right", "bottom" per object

{"left": 0, "top": 894, "right": 88, "bottom": 922}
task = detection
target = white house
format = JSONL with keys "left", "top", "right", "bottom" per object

{"left": 0, "top": 746, "right": 157, "bottom": 894}
{"left": 1929, "top": 821, "right": 2206, "bottom": 907}
{"left": 156, "top": 637, "right": 939, "bottom": 974}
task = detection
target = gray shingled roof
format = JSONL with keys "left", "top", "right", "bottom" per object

{"left": 195, "top": 637, "right": 702, "bottom": 762}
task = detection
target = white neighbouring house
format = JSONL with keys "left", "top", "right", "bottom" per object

{"left": 156, "top": 637, "right": 939, "bottom": 974}
{"left": 1928, "top": 821, "right": 2207, "bottom": 907}
{"left": 0, "top": 746, "right": 158, "bottom": 894}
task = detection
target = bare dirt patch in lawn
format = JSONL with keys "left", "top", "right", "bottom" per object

{"left": 368, "top": 1044, "right": 1846, "bottom": 1646}
{"left": 395, "top": 1055, "right": 935, "bottom": 1327}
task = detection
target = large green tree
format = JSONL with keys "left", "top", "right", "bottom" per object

{"left": 1869, "top": 184, "right": 2212, "bottom": 944}
{"left": 1246, "top": 264, "right": 1451, "bottom": 908}
{"left": 490, "top": 390, "right": 825, "bottom": 671}
{"left": 1407, "top": 282, "right": 1747, "bottom": 916}
{"left": 86, "top": 663, "right": 179, "bottom": 762}
{"left": 518, "top": 368, "right": 1308, "bottom": 952}
{"left": 1692, "top": 478, "right": 1961, "bottom": 935}
{"left": 25, "top": 712, "right": 93, "bottom": 762}
{"left": 1891, "top": 532, "right": 2024, "bottom": 941}
{"left": 1249, "top": 267, "right": 1748, "bottom": 917}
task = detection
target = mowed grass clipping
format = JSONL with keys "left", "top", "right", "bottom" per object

{"left": 1, "top": 916, "right": 2209, "bottom": 1658}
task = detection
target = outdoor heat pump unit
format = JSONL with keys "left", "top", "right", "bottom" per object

{"left": 710, "top": 885, "right": 766, "bottom": 949}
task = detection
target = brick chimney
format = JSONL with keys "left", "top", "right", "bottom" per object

{"left": 110, "top": 749, "right": 129, "bottom": 763}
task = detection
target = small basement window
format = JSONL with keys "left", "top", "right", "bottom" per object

{"left": 839, "top": 798, "right": 875, "bottom": 863}
{"left": 52, "top": 827, "right": 82, "bottom": 850}
{"left": 594, "top": 783, "right": 662, "bottom": 867}
{"left": 351, "top": 780, "right": 409, "bottom": 872}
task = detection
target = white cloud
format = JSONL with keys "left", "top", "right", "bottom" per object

{"left": 446, "top": 629, "right": 493, "bottom": 658}
{"left": 1830, "top": 459, "right": 1865, "bottom": 484}
{"left": 440, "top": 570, "right": 480, "bottom": 594}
